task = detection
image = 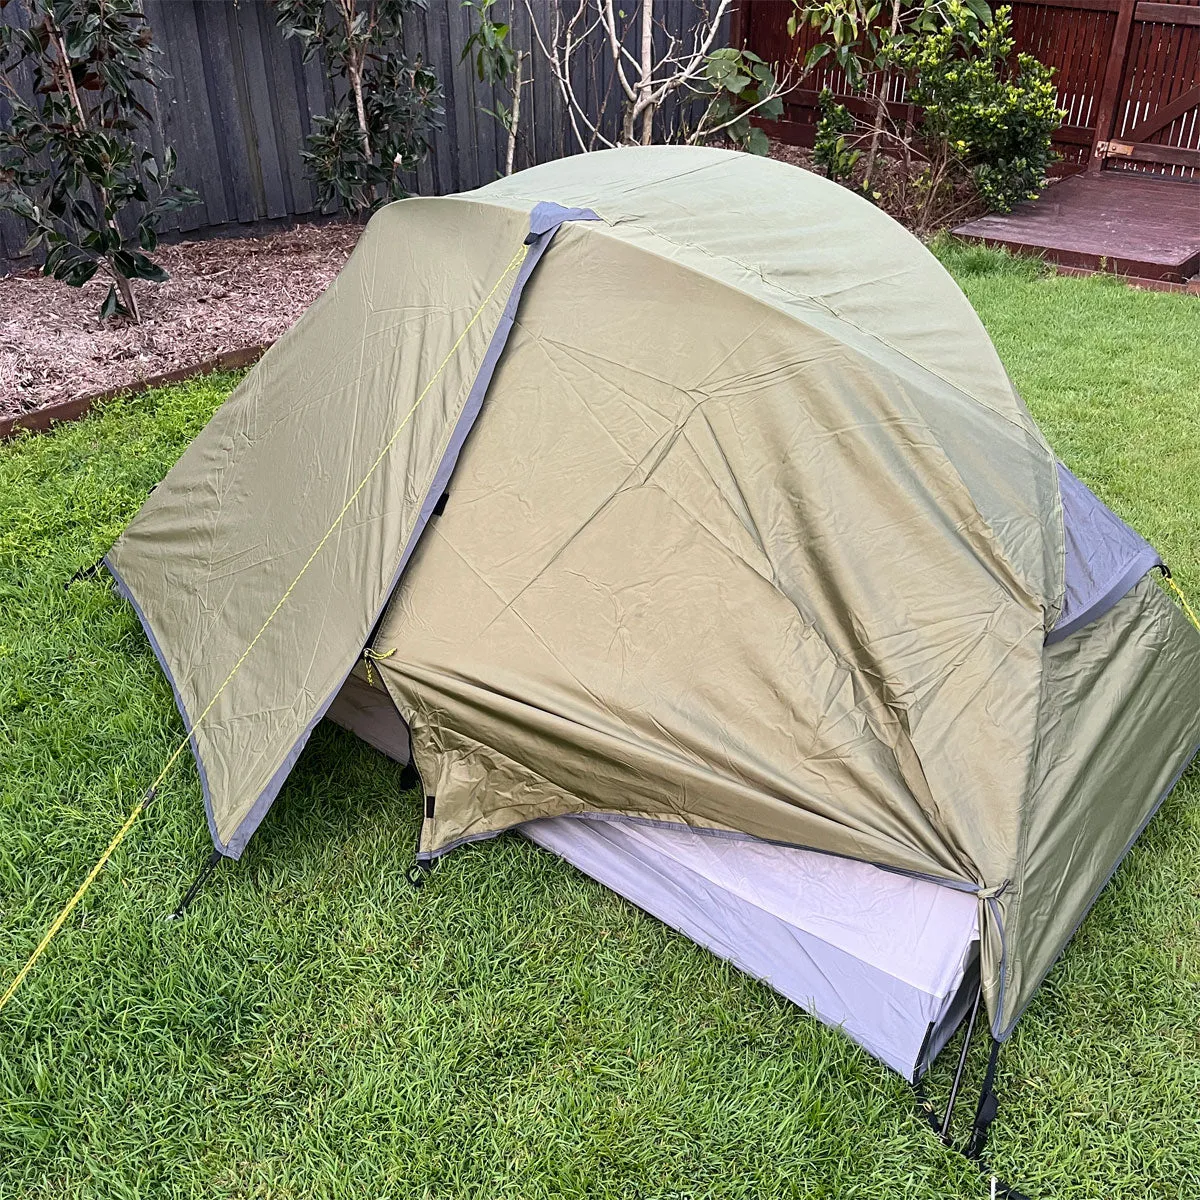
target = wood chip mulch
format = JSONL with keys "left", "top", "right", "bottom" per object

{"left": 1, "top": 221, "right": 364, "bottom": 420}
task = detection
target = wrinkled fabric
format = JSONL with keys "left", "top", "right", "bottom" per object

{"left": 108, "top": 147, "right": 1200, "bottom": 1043}
{"left": 999, "top": 577, "right": 1200, "bottom": 1034}
{"left": 107, "top": 200, "right": 537, "bottom": 855}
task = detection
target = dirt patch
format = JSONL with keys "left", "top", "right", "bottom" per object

{"left": 1, "top": 221, "right": 363, "bottom": 419}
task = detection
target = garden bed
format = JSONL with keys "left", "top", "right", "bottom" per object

{"left": 0, "top": 220, "right": 362, "bottom": 422}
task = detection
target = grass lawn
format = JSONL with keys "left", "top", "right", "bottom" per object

{"left": 1, "top": 248, "right": 1197, "bottom": 1199}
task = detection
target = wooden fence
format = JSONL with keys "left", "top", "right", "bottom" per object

{"left": 0, "top": 1, "right": 719, "bottom": 272}
{"left": 736, "top": 0, "right": 1200, "bottom": 180}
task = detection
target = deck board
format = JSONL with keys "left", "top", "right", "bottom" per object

{"left": 954, "top": 174, "right": 1200, "bottom": 282}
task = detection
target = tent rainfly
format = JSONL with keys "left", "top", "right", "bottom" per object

{"left": 104, "top": 148, "right": 1200, "bottom": 1164}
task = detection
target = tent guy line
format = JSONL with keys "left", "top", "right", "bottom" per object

{"left": 0, "top": 239, "right": 531, "bottom": 1018}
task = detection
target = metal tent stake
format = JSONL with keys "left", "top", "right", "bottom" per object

{"left": 941, "top": 980, "right": 983, "bottom": 1142}
{"left": 165, "top": 849, "right": 224, "bottom": 921}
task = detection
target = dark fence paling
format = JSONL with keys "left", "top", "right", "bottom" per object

{"left": 0, "top": 1, "right": 721, "bottom": 273}
{"left": 736, "top": 0, "right": 1200, "bottom": 181}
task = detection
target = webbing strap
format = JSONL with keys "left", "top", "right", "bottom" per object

{"left": 966, "top": 1037, "right": 1003, "bottom": 1160}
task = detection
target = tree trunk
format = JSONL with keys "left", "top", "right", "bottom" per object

{"left": 506, "top": 54, "right": 523, "bottom": 175}
{"left": 338, "top": 1, "right": 371, "bottom": 160}
{"left": 864, "top": 0, "right": 904, "bottom": 183}
{"left": 638, "top": 0, "right": 655, "bottom": 144}
{"left": 54, "top": 23, "right": 143, "bottom": 324}
{"left": 349, "top": 51, "right": 372, "bottom": 158}
{"left": 113, "top": 268, "right": 140, "bottom": 323}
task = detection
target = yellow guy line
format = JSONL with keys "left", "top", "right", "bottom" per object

{"left": 1163, "top": 573, "right": 1200, "bottom": 632}
{"left": 0, "top": 242, "right": 529, "bottom": 1016}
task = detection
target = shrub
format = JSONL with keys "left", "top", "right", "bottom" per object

{"left": 812, "top": 89, "right": 861, "bottom": 182}
{"left": 894, "top": 3, "right": 1063, "bottom": 212}
{"left": 0, "top": 0, "right": 199, "bottom": 322}
{"left": 273, "top": 0, "right": 443, "bottom": 215}
{"left": 692, "top": 48, "right": 785, "bottom": 155}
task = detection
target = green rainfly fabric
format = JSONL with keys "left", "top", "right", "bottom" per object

{"left": 106, "top": 199, "right": 538, "bottom": 856}
{"left": 107, "top": 147, "right": 1200, "bottom": 1044}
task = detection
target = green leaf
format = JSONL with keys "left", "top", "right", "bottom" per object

{"left": 57, "top": 258, "right": 100, "bottom": 287}
{"left": 126, "top": 250, "right": 169, "bottom": 282}
{"left": 18, "top": 227, "right": 48, "bottom": 256}
{"left": 99, "top": 283, "right": 120, "bottom": 320}
{"left": 43, "top": 243, "right": 68, "bottom": 275}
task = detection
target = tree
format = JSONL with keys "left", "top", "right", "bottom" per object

{"left": 461, "top": 0, "right": 527, "bottom": 176}
{"left": 790, "top": 0, "right": 988, "bottom": 184}
{"left": 273, "top": 0, "right": 443, "bottom": 214}
{"left": 524, "top": 0, "right": 792, "bottom": 153}
{"left": 0, "top": 0, "right": 199, "bottom": 322}
{"left": 795, "top": 1, "right": 1062, "bottom": 228}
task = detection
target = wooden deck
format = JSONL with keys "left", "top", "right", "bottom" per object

{"left": 953, "top": 174, "right": 1200, "bottom": 283}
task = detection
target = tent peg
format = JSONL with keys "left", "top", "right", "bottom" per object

{"left": 164, "top": 849, "right": 224, "bottom": 921}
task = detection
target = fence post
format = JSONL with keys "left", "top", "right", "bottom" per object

{"left": 1088, "top": 0, "right": 1137, "bottom": 174}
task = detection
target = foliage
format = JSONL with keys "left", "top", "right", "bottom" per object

{"left": 692, "top": 47, "right": 783, "bottom": 155}
{"left": 790, "top": 0, "right": 886, "bottom": 87}
{"left": 812, "top": 88, "right": 860, "bottom": 181}
{"left": 789, "top": 0, "right": 1061, "bottom": 223}
{"left": 894, "top": 3, "right": 1063, "bottom": 212}
{"left": 273, "top": 0, "right": 442, "bottom": 214}
{"left": 790, "top": 0, "right": 990, "bottom": 86}
{"left": 0, "top": 0, "right": 198, "bottom": 322}
{"left": 461, "top": 0, "right": 515, "bottom": 86}
{"left": 461, "top": 0, "right": 527, "bottom": 175}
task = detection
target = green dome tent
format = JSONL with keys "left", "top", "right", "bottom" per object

{"left": 104, "top": 148, "right": 1200, "bottom": 1156}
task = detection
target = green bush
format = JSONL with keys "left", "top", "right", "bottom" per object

{"left": 0, "top": 0, "right": 199, "bottom": 322}
{"left": 812, "top": 88, "right": 861, "bottom": 183}
{"left": 273, "top": 0, "right": 442, "bottom": 214}
{"left": 895, "top": 3, "right": 1063, "bottom": 212}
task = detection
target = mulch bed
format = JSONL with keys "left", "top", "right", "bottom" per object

{"left": 769, "top": 140, "right": 988, "bottom": 234}
{"left": 1, "top": 221, "right": 363, "bottom": 421}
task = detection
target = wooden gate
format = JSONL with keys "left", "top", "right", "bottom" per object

{"left": 738, "top": 0, "right": 1200, "bottom": 179}
{"left": 1089, "top": 0, "right": 1200, "bottom": 175}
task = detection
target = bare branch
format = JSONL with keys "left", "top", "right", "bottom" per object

{"left": 600, "top": 0, "right": 639, "bottom": 102}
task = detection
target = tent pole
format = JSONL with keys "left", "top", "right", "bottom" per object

{"left": 941, "top": 976, "right": 983, "bottom": 1142}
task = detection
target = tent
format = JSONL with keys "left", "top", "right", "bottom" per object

{"left": 104, "top": 147, "right": 1200, "bottom": 1151}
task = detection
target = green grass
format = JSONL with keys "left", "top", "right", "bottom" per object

{"left": 1, "top": 256, "right": 1198, "bottom": 1199}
